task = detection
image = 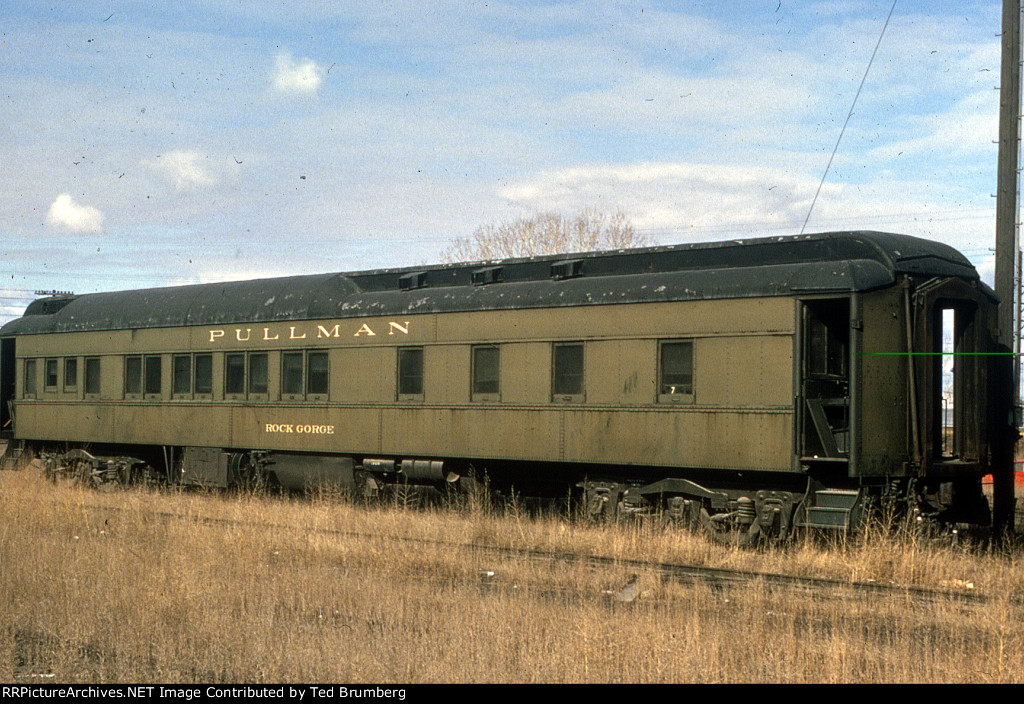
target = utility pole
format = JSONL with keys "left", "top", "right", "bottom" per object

{"left": 993, "top": 0, "right": 1020, "bottom": 538}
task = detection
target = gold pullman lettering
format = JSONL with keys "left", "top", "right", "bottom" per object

{"left": 207, "top": 321, "right": 410, "bottom": 345}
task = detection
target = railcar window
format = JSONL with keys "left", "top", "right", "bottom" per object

{"left": 659, "top": 341, "right": 694, "bottom": 398}
{"left": 45, "top": 359, "right": 58, "bottom": 390}
{"left": 125, "top": 356, "right": 142, "bottom": 396}
{"left": 24, "top": 359, "right": 36, "bottom": 397}
{"left": 194, "top": 354, "right": 212, "bottom": 396}
{"left": 173, "top": 355, "right": 192, "bottom": 396}
{"left": 807, "top": 314, "right": 847, "bottom": 378}
{"left": 282, "top": 352, "right": 304, "bottom": 396}
{"left": 248, "top": 353, "right": 268, "bottom": 396}
{"left": 398, "top": 347, "right": 424, "bottom": 398}
{"left": 472, "top": 345, "right": 500, "bottom": 398}
{"left": 64, "top": 358, "right": 78, "bottom": 391}
{"left": 84, "top": 358, "right": 100, "bottom": 396}
{"left": 225, "top": 354, "right": 245, "bottom": 396}
{"left": 552, "top": 343, "right": 584, "bottom": 399}
{"left": 144, "top": 356, "right": 162, "bottom": 396}
{"left": 307, "top": 351, "right": 328, "bottom": 397}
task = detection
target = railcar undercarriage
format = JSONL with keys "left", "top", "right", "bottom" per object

{"left": 6, "top": 439, "right": 996, "bottom": 544}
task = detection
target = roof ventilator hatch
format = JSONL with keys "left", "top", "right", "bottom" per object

{"left": 550, "top": 259, "right": 584, "bottom": 280}
{"left": 398, "top": 271, "right": 428, "bottom": 291}
{"left": 471, "top": 266, "right": 502, "bottom": 286}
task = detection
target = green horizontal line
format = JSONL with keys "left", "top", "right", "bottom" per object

{"left": 858, "top": 352, "right": 1017, "bottom": 356}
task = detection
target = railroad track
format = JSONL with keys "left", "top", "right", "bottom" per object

{"left": 56, "top": 494, "right": 999, "bottom": 607}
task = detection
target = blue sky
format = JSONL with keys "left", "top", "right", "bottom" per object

{"left": 0, "top": 1, "right": 1010, "bottom": 324}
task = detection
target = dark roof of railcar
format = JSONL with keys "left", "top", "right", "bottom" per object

{"left": 0, "top": 231, "right": 991, "bottom": 336}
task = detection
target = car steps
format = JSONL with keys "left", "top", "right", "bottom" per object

{"left": 799, "top": 489, "right": 860, "bottom": 530}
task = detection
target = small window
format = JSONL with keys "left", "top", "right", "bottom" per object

{"left": 84, "top": 357, "right": 101, "bottom": 396}
{"left": 125, "top": 356, "right": 142, "bottom": 396}
{"left": 307, "top": 351, "right": 329, "bottom": 397}
{"left": 64, "top": 358, "right": 78, "bottom": 391}
{"left": 173, "top": 355, "right": 192, "bottom": 396}
{"left": 225, "top": 354, "right": 245, "bottom": 396}
{"left": 45, "top": 359, "right": 58, "bottom": 390}
{"left": 552, "top": 343, "right": 584, "bottom": 400}
{"left": 282, "top": 352, "right": 304, "bottom": 397}
{"left": 194, "top": 354, "right": 213, "bottom": 396}
{"left": 659, "top": 340, "right": 694, "bottom": 400}
{"left": 472, "top": 345, "right": 500, "bottom": 399}
{"left": 398, "top": 347, "right": 424, "bottom": 399}
{"left": 144, "top": 355, "right": 162, "bottom": 396}
{"left": 248, "top": 353, "right": 268, "bottom": 396}
{"left": 24, "top": 359, "right": 37, "bottom": 397}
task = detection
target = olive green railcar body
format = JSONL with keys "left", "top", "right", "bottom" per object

{"left": 0, "top": 231, "right": 1003, "bottom": 537}
{"left": 8, "top": 298, "right": 794, "bottom": 472}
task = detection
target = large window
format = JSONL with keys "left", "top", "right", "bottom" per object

{"left": 172, "top": 353, "right": 212, "bottom": 398}
{"left": 471, "top": 345, "right": 500, "bottom": 399}
{"left": 659, "top": 340, "right": 694, "bottom": 399}
{"left": 226, "top": 352, "right": 269, "bottom": 399}
{"left": 397, "top": 347, "right": 424, "bottom": 399}
{"left": 282, "top": 351, "right": 329, "bottom": 399}
{"left": 552, "top": 343, "right": 584, "bottom": 400}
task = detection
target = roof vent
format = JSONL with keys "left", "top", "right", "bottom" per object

{"left": 550, "top": 259, "right": 584, "bottom": 280}
{"left": 398, "top": 271, "right": 428, "bottom": 290}
{"left": 24, "top": 295, "right": 77, "bottom": 316}
{"left": 471, "top": 266, "right": 503, "bottom": 286}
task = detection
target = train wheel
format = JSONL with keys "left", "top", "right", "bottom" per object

{"left": 70, "top": 458, "right": 96, "bottom": 488}
{"left": 698, "top": 502, "right": 762, "bottom": 547}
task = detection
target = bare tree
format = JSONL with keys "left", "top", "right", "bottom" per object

{"left": 442, "top": 208, "right": 649, "bottom": 262}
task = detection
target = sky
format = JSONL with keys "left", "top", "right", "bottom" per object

{"left": 0, "top": 0, "right": 1013, "bottom": 325}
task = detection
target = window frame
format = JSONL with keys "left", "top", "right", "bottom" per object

{"left": 23, "top": 358, "right": 37, "bottom": 398}
{"left": 281, "top": 351, "right": 305, "bottom": 400}
{"left": 657, "top": 339, "right": 695, "bottom": 403}
{"left": 247, "top": 352, "right": 269, "bottom": 399}
{"left": 471, "top": 344, "right": 500, "bottom": 401}
{"left": 124, "top": 355, "right": 143, "bottom": 398}
{"left": 306, "top": 350, "right": 329, "bottom": 400}
{"left": 84, "top": 357, "right": 101, "bottom": 397}
{"left": 44, "top": 358, "right": 58, "bottom": 391}
{"left": 172, "top": 354, "right": 193, "bottom": 398}
{"left": 193, "top": 353, "right": 213, "bottom": 398}
{"left": 551, "top": 342, "right": 585, "bottom": 402}
{"left": 144, "top": 355, "right": 162, "bottom": 398}
{"left": 224, "top": 353, "right": 246, "bottom": 399}
{"left": 397, "top": 346, "right": 424, "bottom": 401}
{"left": 63, "top": 357, "right": 78, "bottom": 393}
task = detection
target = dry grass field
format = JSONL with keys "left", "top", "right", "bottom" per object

{"left": 2, "top": 462, "right": 1023, "bottom": 684}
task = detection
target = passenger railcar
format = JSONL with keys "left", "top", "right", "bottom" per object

{"left": 0, "top": 231, "right": 1009, "bottom": 541}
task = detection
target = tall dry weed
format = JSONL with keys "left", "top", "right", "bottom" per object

{"left": 2, "top": 465, "right": 1022, "bottom": 683}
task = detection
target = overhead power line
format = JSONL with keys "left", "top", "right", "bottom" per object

{"left": 801, "top": 0, "right": 898, "bottom": 234}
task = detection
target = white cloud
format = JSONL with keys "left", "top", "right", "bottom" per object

{"left": 271, "top": 52, "right": 324, "bottom": 94}
{"left": 496, "top": 161, "right": 999, "bottom": 271}
{"left": 500, "top": 162, "right": 829, "bottom": 235}
{"left": 145, "top": 150, "right": 222, "bottom": 190}
{"left": 45, "top": 193, "right": 104, "bottom": 233}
